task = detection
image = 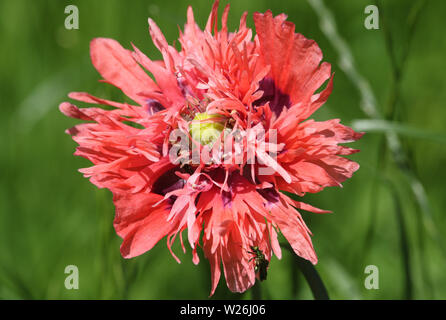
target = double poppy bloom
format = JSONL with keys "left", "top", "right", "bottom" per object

{"left": 60, "top": 1, "right": 362, "bottom": 295}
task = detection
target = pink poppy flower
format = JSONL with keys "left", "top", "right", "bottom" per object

{"left": 60, "top": 1, "right": 363, "bottom": 295}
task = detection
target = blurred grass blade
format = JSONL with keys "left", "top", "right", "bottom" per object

{"left": 0, "top": 263, "right": 35, "bottom": 299}
{"left": 281, "top": 243, "right": 329, "bottom": 300}
{"left": 308, "top": 0, "right": 446, "bottom": 265}
{"left": 352, "top": 119, "right": 446, "bottom": 144}
{"left": 387, "top": 182, "right": 413, "bottom": 299}
{"left": 322, "top": 258, "right": 362, "bottom": 300}
{"left": 307, "top": 0, "right": 379, "bottom": 119}
{"left": 14, "top": 59, "right": 88, "bottom": 134}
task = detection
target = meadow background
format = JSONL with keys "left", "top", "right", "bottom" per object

{"left": 0, "top": 0, "right": 445, "bottom": 299}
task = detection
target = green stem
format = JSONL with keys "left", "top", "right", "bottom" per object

{"left": 290, "top": 256, "right": 300, "bottom": 298}
{"left": 281, "top": 243, "right": 329, "bottom": 300}
{"left": 251, "top": 281, "right": 262, "bottom": 300}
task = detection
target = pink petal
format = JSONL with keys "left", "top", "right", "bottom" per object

{"left": 90, "top": 38, "right": 158, "bottom": 105}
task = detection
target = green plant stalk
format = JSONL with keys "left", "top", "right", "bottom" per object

{"left": 281, "top": 243, "right": 329, "bottom": 300}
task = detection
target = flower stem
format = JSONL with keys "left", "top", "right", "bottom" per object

{"left": 281, "top": 243, "right": 330, "bottom": 300}
{"left": 251, "top": 281, "right": 262, "bottom": 300}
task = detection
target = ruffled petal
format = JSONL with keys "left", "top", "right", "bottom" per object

{"left": 113, "top": 192, "right": 175, "bottom": 258}
{"left": 90, "top": 38, "right": 159, "bottom": 105}
{"left": 253, "top": 10, "right": 332, "bottom": 118}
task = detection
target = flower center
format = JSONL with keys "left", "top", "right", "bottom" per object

{"left": 189, "top": 112, "right": 225, "bottom": 145}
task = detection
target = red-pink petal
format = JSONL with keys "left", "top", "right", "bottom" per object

{"left": 90, "top": 38, "right": 158, "bottom": 105}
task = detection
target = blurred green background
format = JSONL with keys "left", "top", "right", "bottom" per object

{"left": 1, "top": 0, "right": 445, "bottom": 299}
